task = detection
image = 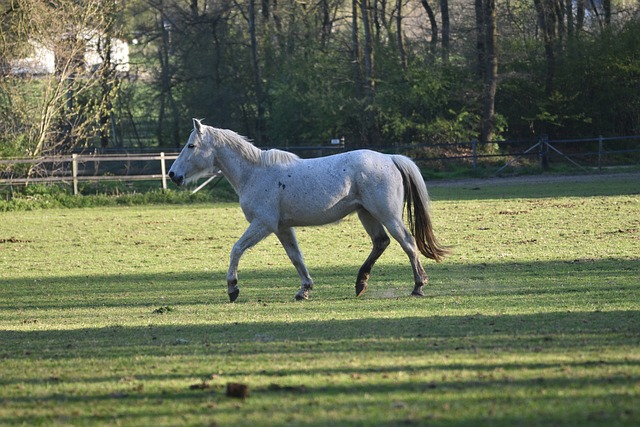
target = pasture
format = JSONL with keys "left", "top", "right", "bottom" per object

{"left": 1, "top": 174, "right": 639, "bottom": 426}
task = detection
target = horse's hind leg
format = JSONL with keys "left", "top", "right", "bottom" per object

{"left": 227, "top": 221, "right": 272, "bottom": 302}
{"left": 276, "top": 227, "right": 314, "bottom": 301}
{"left": 355, "top": 209, "right": 390, "bottom": 297}
{"left": 384, "top": 219, "right": 428, "bottom": 296}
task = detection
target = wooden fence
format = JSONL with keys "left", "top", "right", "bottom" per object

{"left": 1, "top": 135, "right": 639, "bottom": 194}
{"left": 0, "top": 153, "right": 183, "bottom": 195}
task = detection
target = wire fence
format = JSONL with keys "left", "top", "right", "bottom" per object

{"left": 1, "top": 135, "right": 639, "bottom": 194}
{"left": 386, "top": 135, "right": 640, "bottom": 172}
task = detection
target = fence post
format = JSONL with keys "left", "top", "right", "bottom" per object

{"left": 598, "top": 135, "right": 603, "bottom": 171}
{"left": 539, "top": 135, "right": 549, "bottom": 170}
{"left": 72, "top": 154, "right": 78, "bottom": 195}
{"left": 160, "top": 152, "right": 167, "bottom": 190}
{"left": 471, "top": 139, "right": 478, "bottom": 171}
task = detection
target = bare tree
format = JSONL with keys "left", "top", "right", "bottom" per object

{"left": 1, "top": 0, "right": 125, "bottom": 166}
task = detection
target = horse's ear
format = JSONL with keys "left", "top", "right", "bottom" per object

{"left": 193, "top": 118, "right": 203, "bottom": 134}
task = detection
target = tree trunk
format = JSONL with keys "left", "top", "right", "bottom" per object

{"left": 534, "top": 0, "right": 557, "bottom": 96}
{"left": 99, "top": 34, "right": 113, "bottom": 148}
{"left": 396, "top": 0, "right": 407, "bottom": 71}
{"left": 576, "top": 0, "right": 585, "bottom": 33}
{"left": 352, "top": 0, "right": 362, "bottom": 94}
{"left": 603, "top": 0, "right": 611, "bottom": 28}
{"left": 475, "top": 0, "right": 485, "bottom": 77}
{"left": 566, "top": 0, "right": 573, "bottom": 38}
{"left": 360, "top": 0, "right": 376, "bottom": 145}
{"left": 320, "top": 0, "right": 333, "bottom": 48}
{"left": 420, "top": 0, "right": 438, "bottom": 58}
{"left": 588, "top": 0, "right": 603, "bottom": 28}
{"left": 440, "top": 0, "right": 450, "bottom": 64}
{"left": 360, "top": 0, "right": 374, "bottom": 102}
{"left": 248, "top": 0, "right": 266, "bottom": 144}
{"left": 190, "top": 0, "right": 199, "bottom": 18}
{"left": 156, "top": 7, "right": 180, "bottom": 147}
{"left": 479, "top": 0, "right": 498, "bottom": 144}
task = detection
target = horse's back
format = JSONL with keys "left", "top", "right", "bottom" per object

{"left": 241, "top": 149, "right": 406, "bottom": 228}
{"left": 276, "top": 150, "right": 404, "bottom": 225}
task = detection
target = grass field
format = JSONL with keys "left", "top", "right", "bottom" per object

{"left": 1, "top": 174, "right": 639, "bottom": 426}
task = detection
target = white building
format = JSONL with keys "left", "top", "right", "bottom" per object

{"left": 84, "top": 34, "right": 130, "bottom": 74}
{"left": 9, "top": 32, "right": 129, "bottom": 76}
{"left": 9, "top": 41, "right": 55, "bottom": 75}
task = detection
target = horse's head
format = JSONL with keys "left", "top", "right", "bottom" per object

{"left": 168, "top": 119, "right": 216, "bottom": 186}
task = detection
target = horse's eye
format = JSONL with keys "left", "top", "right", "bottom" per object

{"left": 188, "top": 143, "right": 196, "bottom": 149}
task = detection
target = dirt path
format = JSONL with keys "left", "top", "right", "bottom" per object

{"left": 428, "top": 171, "right": 640, "bottom": 188}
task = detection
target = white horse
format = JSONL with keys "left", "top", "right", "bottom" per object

{"left": 169, "top": 119, "right": 449, "bottom": 302}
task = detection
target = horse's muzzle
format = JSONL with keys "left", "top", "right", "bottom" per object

{"left": 168, "top": 171, "right": 184, "bottom": 186}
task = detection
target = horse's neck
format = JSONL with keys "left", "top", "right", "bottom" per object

{"left": 212, "top": 139, "right": 258, "bottom": 194}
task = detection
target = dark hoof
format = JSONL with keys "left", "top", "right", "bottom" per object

{"left": 294, "top": 288, "right": 309, "bottom": 301}
{"left": 355, "top": 282, "right": 368, "bottom": 297}
{"left": 229, "top": 289, "right": 240, "bottom": 303}
{"left": 411, "top": 286, "right": 425, "bottom": 297}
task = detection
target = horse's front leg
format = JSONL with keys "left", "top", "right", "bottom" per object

{"left": 227, "top": 221, "right": 272, "bottom": 302}
{"left": 276, "top": 227, "right": 314, "bottom": 301}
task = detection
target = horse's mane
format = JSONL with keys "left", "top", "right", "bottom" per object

{"left": 208, "top": 127, "right": 300, "bottom": 166}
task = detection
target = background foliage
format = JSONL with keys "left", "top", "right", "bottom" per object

{"left": 1, "top": 0, "right": 640, "bottom": 158}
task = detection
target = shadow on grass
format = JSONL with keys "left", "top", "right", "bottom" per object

{"left": 2, "top": 252, "right": 639, "bottom": 361}
{"left": 1, "top": 257, "right": 638, "bottom": 309}
{"left": 1, "top": 259, "right": 639, "bottom": 426}
{"left": 1, "top": 309, "right": 639, "bottom": 425}
{"left": 2, "top": 308, "right": 639, "bottom": 361}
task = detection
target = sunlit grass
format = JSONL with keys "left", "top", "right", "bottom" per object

{"left": 1, "top": 175, "right": 638, "bottom": 426}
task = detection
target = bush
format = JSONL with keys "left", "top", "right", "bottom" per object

{"left": 0, "top": 179, "right": 238, "bottom": 212}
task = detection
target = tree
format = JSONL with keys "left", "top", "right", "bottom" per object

{"left": 477, "top": 0, "right": 498, "bottom": 144}
{"left": 0, "top": 0, "right": 125, "bottom": 162}
{"left": 419, "top": 0, "right": 438, "bottom": 59}
{"left": 533, "top": 0, "right": 558, "bottom": 96}
{"left": 4, "top": 0, "right": 640, "bottom": 158}
{"left": 440, "top": 0, "right": 450, "bottom": 63}
{"left": 360, "top": 0, "right": 377, "bottom": 145}
{"left": 396, "top": 0, "right": 407, "bottom": 71}
{"left": 149, "top": 0, "right": 181, "bottom": 147}
{"left": 247, "top": 0, "right": 267, "bottom": 144}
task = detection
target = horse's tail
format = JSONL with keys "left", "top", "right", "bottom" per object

{"left": 392, "top": 155, "right": 450, "bottom": 263}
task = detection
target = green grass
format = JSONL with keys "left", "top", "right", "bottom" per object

{"left": 1, "top": 175, "right": 639, "bottom": 426}
{"left": 0, "top": 179, "right": 239, "bottom": 212}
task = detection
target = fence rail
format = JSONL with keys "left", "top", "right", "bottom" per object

{"left": 388, "top": 134, "right": 640, "bottom": 172}
{"left": 0, "top": 153, "right": 182, "bottom": 194}
{"left": 1, "top": 135, "right": 639, "bottom": 194}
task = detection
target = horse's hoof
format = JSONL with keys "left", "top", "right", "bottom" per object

{"left": 411, "top": 284, "right": 425, "bottom": 297}
{"left": 355, "top": 271, "right": 370, "bottom": 297}
{"left": 294, "top": 289, "right": 309, "bottom": 301}
{"left": 229, "top": 289, "right": 240, "bottom": 303}
{"left": 293, "top": 284, "right": 313, "bottom": 301}
{"left": 355, "top": 282, "right": 368, "bottom": 297}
